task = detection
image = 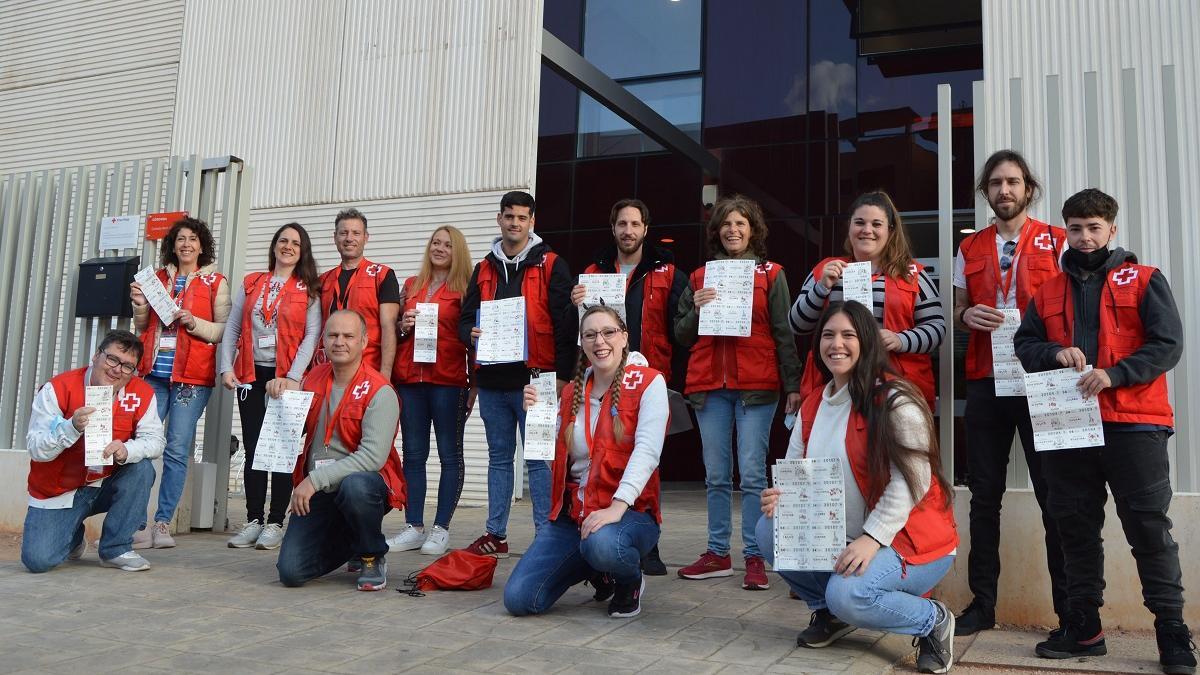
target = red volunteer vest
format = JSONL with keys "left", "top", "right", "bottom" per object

{"left": 295, "top": 362, "right": 406, "bottom": 509}
{"left": 549, "top": 364, "right": 665, "bottom": 524}
{"left": 318, "top": 258, "right": 392, "bottom": 371}
{"left": 684, "top": 260, "right": 783, "bottom": 394}
{"left": 1033, "top": 264, "right": 1174, "bottom": 426}
{"left": 474, "top": 252, "right": 559, "bottom": 370}
{"left": 960, "top": 219, "right": 1065, "bottom": 379}
{"left": 799, "top": 391, "right": 957, "bottom": 565}
{"left": 799, "top": 257, "right": 935, "bottom": 407}
{"left": 584, "top": 262, "right": 676, "bottom": 382}
{"left": 137, "top": 268, "right": 226, "bottom": 387}
{"left": 28, "top": 368, "right": 156, "bottom": 499}
{"left": 392, "top": 277, "right": 469, "bottom": 388}
{"left": 235, "top": 272, "right": 311, "bottom": 383}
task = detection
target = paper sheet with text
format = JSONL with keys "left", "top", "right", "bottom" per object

{"left": 698, "top": 259, "right": 754, "bottom": 337}
{"left": 772, "top": 457, "right": 847, "bottom": 571}
{"left": 477, "top": 297, "right": 526, "bottom": 364}
{"left": 252, "top": 390, "right": 315, "bottom": 473}
{"left": 1023, "top": 366, "right": 1105, "bottom": 451}
{"left": 840, "top": 261, "right": 873, "bottom": 309}
{"left": 134, "top": 266, "right": 181, "bottom": 327}
{"left": 523, "top": 372, "right": 558, "bottom": 461}
{"left": 991, "top": 308, "right": 1026, "bottom": 396}
{"left": 84, "top": 386, "right": 114, "bottom": 466}
{"left": 413, "top": 302, "right": 439, "bottom": 363}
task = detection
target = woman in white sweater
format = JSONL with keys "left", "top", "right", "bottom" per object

{"left": 757, "top": 301, "right": 959, "bottom": 674}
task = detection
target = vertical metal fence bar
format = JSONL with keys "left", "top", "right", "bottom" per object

{"left": 937, "top": 84, "right": 955, "bottom": 480}
{"left": 41, "top": 169, "right": 72, "bottom": 388}
{"left": 0, "top": 173, "right": 40, "bottom": 446}
{"left": 61, "top": 166, "right": 91, "bottom": 372}
{"left": 13, "top": 173, "right": 59, "bottom": 445}
{"left": 1120, "top": 68, "right": 1143, "bottom": 256}
{"left": 1084, "top": 71, "right": 1101, "bottom": 188}
{"left": 1045, "top": 74, "right": 1063, "bottom": 231}
{"left": 1161, "top": 64, "right": 1191, "bottom": 492}
{"left": 0, "top": 175, "right": 19, "bottom": 372}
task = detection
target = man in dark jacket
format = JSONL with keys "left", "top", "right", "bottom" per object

{"left": 459, "top": 191, "right": 575, "bottom": 558}
{"left": 1014, "top": 188, "right": 1192, "bottom": 674}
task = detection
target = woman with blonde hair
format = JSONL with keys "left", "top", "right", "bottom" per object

{"left": 386, "top": 225, "right": 474, "bottom": 556}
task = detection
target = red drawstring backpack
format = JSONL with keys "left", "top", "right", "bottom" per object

{"left": 398, "top": 550, "right": 498, "bottom": 596}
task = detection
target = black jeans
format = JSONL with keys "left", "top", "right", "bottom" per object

{"left": 1041, "top": 430, "right": 1185, "bottom": 620}
{"left": 965, "top": 379, "right": 1068, "bottom": 619}
{"left": 239, "top": 364, "right": 294, "bottom": 525}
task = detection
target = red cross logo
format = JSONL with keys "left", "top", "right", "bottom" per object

{"left": 622, "top": 370, "right": 644, "bottom": 390}
{"left": 119, "top": 393, "right": 141, "bottom": 413}
{"left": 351, "top": 381, "right": 371, "bottom": 400}
{"left": 654, "top": 264, "right": 669, "bottom": 273}
{"left": 295, "top": 281, "right": 306, "bottom": 291}
{"left": 1034, "top": 233, "right": 1054, "bottom": 251}
{"left": 365, "top": 264, "right": 382, "bottom": 277}
{"left": 908, "top": 263, "right": 919, "bottom": 276}
{"left": 1112, "top": 268, "right": 1139, "bottom": 286}
{"left": 199, "top": 273, "right": 219, "bottom": 286}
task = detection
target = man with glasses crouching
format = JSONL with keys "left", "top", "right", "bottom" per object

{"left": 21, "top": 330, "right": 165, "bottom": 573}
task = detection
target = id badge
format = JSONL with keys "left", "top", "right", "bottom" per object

{"left": 159, "top": 335, "right": 178, "bottom": 350}
{"left": 314, "top": 459, "right": 335, "bottom": 469}
{"left": 257, "top": 333, "right": 277, "bottom": 349}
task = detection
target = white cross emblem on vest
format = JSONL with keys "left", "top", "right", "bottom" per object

{"left": 200, "top": 273, "right": 219, "bottom": 286}
{"left": 908, "top": 263, "right": 919, "bottom": 276}
{"left": 1112, "top": 267, "right": 1139, "bottom": 286}
{"left": 622, "top": 370, "right": 643, "bottom": 390}
{"left": 366, "top": 264, "right": 382, "bottom": 277}
{"left": 1034, "top": 232, "right": 1054, "bottom": 251}
{"left": 295, "top": 281, "right": 306, "bottom": 291}
{"left": 351, "top": 381, "right": 371, "bottom": 400}
{"left": 119, "top": 392, "right": 141, "bottom": 413}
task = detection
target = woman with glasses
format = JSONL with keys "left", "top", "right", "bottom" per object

{"left": 789, "top": 191, "right": 944, "bottom": 408}
{"left": 504, "top": 305, "right": 668, "bottom": 618}
{"left": 218, "top": 222, "right": 322, "bottom": 551}
{"left": 129, "top": 217, "right": 230, "bottom": 549}
{"left": 674, "top": 195, "right": 802, "bottom": 591}
{"left": 385, "top": 226, "right": 474, "bottom": 556}
{"left": 758, "top": 301, "right": 958, "bottom": 673}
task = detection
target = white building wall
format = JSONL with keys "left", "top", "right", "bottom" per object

{"left": 979, "top": 0, "right": 1200, "bottom": 490}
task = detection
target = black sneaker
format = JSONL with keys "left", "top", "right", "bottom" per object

{"left": 797, "top": 608, "right": 857, "bottom": 648}
{"left": 1157, "top": 620, "right": 1197, "bottom": 675}
{"left": 1035, "top": 609, "right": 1106, "bottom": 659}
{"left": 915, "top": 599, "right": 955, "bottom": 673}
{"left": 608, "top": 577, "right": 644, "bottom": 618}
{"left": 954, "top": 600, "right": 995, "bottom": 636}
{"left": 590, "top": 572, "right": 615, "bottom": 602}
{"left": 641, "top": 545, "right": 667, "bottom": 576}
{"left": 355, "top": 554, "right": 387, "bottom": 592}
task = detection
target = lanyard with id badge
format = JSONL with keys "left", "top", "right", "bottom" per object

{"left": 159, "top": 274, "right": 187, "bottom": 351}
{"left": 257, "top": 279, "right": 284, "bottom": 349}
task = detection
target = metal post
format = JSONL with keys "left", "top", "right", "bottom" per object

{"left": 12, "top": 172, "right": 58, "bottom": 443}
{"left": 937, "top": 84, "right": 955, "bottom": 479}
{"left": 40, "top": 168, "right": 73, "bottom": 388}
{"left": 0, "top": 173, "right": 40, "bottom": 446}
{"left": 0, "top": 175, "right": 20, "bottom": 371}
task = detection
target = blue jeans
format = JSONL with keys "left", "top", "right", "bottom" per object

{"left": 504, "top": 510, "right": 660, "bottom": 616}
{"left": 276, "top": 472, "right": 391, "bottom": 587}
{"left": 397, "top": 384, "right": 468, "bottom": 529}
{"left": 21, "top": 460, "right": 156, "bottom": 572}
{"left": 694, "top": 389, "right": 776, "bottom": 557}
{"left": 146, "top": 376, "right": 213, "bottom": 525}
{"left": 477, "top": 387, "right": 550, "bottom": 538}
{"left": 755, "top": 514, "right": 954, "bottom": 636}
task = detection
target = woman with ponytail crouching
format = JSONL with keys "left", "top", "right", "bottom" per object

{"left": 504, "top": 305, "right": 669, "bottom": 618}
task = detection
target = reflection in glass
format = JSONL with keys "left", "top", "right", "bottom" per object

{"left": 577, "top": 77, "right": 702, "bottom": 157}
{"left": 583, "top": 0, "right": 702, "bottom": 80}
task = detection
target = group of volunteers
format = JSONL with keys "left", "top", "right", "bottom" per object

{"left": 17, "top": 149, "right": 1193, "bottom": 674}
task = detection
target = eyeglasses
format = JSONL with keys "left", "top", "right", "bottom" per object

{"left": 580, "top": 327, "right": 625, "bottom": 344}
{"left": 100, "top": 352, "right": 137, "bottom": 375}
{"left": 999, "top": 240, "right": 1017, "bottom": 271}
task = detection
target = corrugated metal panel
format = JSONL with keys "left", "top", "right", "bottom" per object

{"left": 981, "top": 0, "right": 1200, "bottom": 491}
{"left": 229, "top": 189, "right": 519, "bottom": 507}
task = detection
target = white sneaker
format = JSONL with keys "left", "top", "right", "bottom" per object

{"left": 420, "top": 525, "right": 450, "bottom": 555}
{"left": 151, "top": 521, "right": 176, "bottom": 549}
{"left": 100, "top": 550, "right": 151, "bottom": 571}
{"left": 132, "top": 527, "right": 153, "bottom": 550}
{"left": 227, "top": 520, "right": 263, "bottom": 548}
{"left": 255, "top": 523, "right": 284, "bottom": 550}
{"left": 386, "top": 524, "right": 425, "bottom": 552}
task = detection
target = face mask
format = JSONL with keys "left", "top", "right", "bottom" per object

{"left": 1064, "top": 246, "right": 1110, "bottom": 271}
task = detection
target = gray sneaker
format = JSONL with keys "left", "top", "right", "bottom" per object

{"left": 255, "top": 523, "right": 284, "bottom": 550}
{"left": 132, "top": 527, "right": 153, "bottom": 550}
{"left": 151, "top": 521, "right": 176, "bottom": 549}
{"left": 100, "top": 550, "right": 151, "bottom": 571}
{"left": 356, "top": 554, "right": 387, "bottom": 591}
{"left": 916, "top": 599, "right": 956, "bottom": 674}
{"left": 227, "top": 520, "right": 263, "bottom": 548}
{"left": 68, "top": 537, "right": 87, "bottom": 560}
{"left": 386, "top": 524, "right": 425, "bottom": 552}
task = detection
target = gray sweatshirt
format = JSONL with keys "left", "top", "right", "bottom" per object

{"left": 305, "top": 383, "right": 400, "bottom": 493}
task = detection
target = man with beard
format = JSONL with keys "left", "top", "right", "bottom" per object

{"left": 951, "top": 150, "right": 1069, "bottom": 636}
{"left": 569, "top": 198, "right": 688, "bottom": 575}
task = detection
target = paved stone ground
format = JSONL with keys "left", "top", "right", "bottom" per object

{"left": 0, "top": 488, "right": 1168, "bottom": 674}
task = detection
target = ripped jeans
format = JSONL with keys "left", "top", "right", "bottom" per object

{"left": 145, "top": 376, "right": 213, "bottom": 525}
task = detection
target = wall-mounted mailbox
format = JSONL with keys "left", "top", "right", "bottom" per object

{"left": 75, "top": 256, "right": 140, "bottom": 318}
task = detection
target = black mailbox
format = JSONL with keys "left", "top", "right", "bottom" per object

{"left": 76, "top": 256, "right": 140, "bottom": 318}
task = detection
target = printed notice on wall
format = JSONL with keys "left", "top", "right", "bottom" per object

{"left": 84, "top": 386, "right": 114, "bottom": 466}
{"left": 98, "top": 215, "right": 141, "bottom": 251}
{"left": 991, "top": 308, "right": 1026, "bottom": 396}
{"left": 523, "top": 372, "right": 558, "bottom": 461}
{"left": 413, "top": 302, "right": 439, "bottom": 363}
{"left": 252, "top": 390, "right": 315, "bottom": 473}
{"left": 772, "top": 457, "right": 846, "bottom": 571}
{"left": 1023, "top": 366, "right": 1105, "bottom": 451}
{"left": 698, "top": 259, "right": 754, "bottom": 337}
{"left": 477, "top": 297, "right": 526, "bottom": 364}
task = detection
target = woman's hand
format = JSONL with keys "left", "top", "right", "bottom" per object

{"left": 266, "top": 377, "right": 299, "bottom": 399}
{"left": 879, "top": 329, "right": 902, "bottom": 352}
{"left": 400, "top": 308, "right": 418, "bottom": 332}
{"left": 580, "top": 500, "right": 628, "bottom": 540}
{"left": 221, "top": 372, "right": 240, "bottom": 391}
{"left": 760, "top": 486, "right": 781, "bottom": 518}
{"left": 522, "top": 384, "right": 538, "bottom": 411}
{"left": 570, "top": 284, "right": 587, "bottom": 307}
{"left": 834, "top": 534, "right": 882, "bottom": 577}
{"left": 819, "top": 260, "right": 846, "bottom": 289}
{"left": 175, "top": 309, "right": 196, "bottom": 331}
{"left": 784, "top": 392, "right": 802, "bottom": 415}
{"left": 693, "top": 287, "right": 718, "bottom": 307}
{"left": 129, "top": 282, "right": 147, "bottom": 307}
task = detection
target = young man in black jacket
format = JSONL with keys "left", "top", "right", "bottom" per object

{"left": 459, "top": 191, "right": 575, "bottom": 558}
{"left": 1014, "top": 188, "right": 1193, "bottom": 674}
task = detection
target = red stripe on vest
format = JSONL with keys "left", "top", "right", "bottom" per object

{"left": 474, "top": 252, "right": 559, "bottom": 371}
{"left": 392, "top": 277, "right": 469, "bottom": 387}
{"left": 235, "top": 272, "right": 310, "bottom": 383}
{"left": 684, "top": 260, "right": 783, "bottom": 394}
{"left": 137, "top": 268, "right": 226, "bottom": 387}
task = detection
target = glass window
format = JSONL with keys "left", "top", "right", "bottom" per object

{"left": 577, "top": 76, "right": 702, "bottom": 157}
{"left": 808, "top": 0, "right": 858, "bottom": 131}
{"left": 582, "top": 0, "right": 702, "bottom": 79}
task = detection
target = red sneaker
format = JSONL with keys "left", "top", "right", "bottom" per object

{"left": 464, "top": 532, "right": 509, "bottom": 559}
{"left": 743, "top": 555, "right": 770, "bottom": 590}
{"left": 677, "top": 551, "right": 734, "bottom": 579}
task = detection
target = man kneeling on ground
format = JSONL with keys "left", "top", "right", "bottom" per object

{"left": 276, "top": 309, "right": 404, "bottom": 591}
{"left": 22, "top": 330, "right": 165, "bottom": 573}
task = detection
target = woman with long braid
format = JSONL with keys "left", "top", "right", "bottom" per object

{"left": 504, "top": 305, "right": 669, "bottom": 618}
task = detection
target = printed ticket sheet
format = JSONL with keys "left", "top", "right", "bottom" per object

{"left": 523, "top": 372, "right": 558, "bottom": 461}
{"left": 991, "top": 308, "right": 1026, "bottom": 396}
{"left": 476, "top": 296, "right": 526, "bottom": 364}
{"left": 134, "top": 266, "right": 181, "bottom": 327}
{"left": 698, "top": 259, "right": 755, "bottom": 337}
{"left": 1023, "top": 366, "right": 1106, "bottom": 451}
{"left": 84, "top": 386, "right": 114, "bottom": 466}
{"left": 772, "top": 457, "right": 847, "bottom": 571}
{"left": 839, "top": 261, "right": 874, "bottom": 309}
{"left": 252, "top": 390, "right": 315, "bottom": 473}
{"left": 577, "top": 273, "right": 627, "bottom": 324}
{"left": 413, "top": 302, "right": 439, "bottom": 363}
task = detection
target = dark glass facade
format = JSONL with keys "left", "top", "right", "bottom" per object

{"left": 537, "top": 0, "right": 983, "bottom": 481}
